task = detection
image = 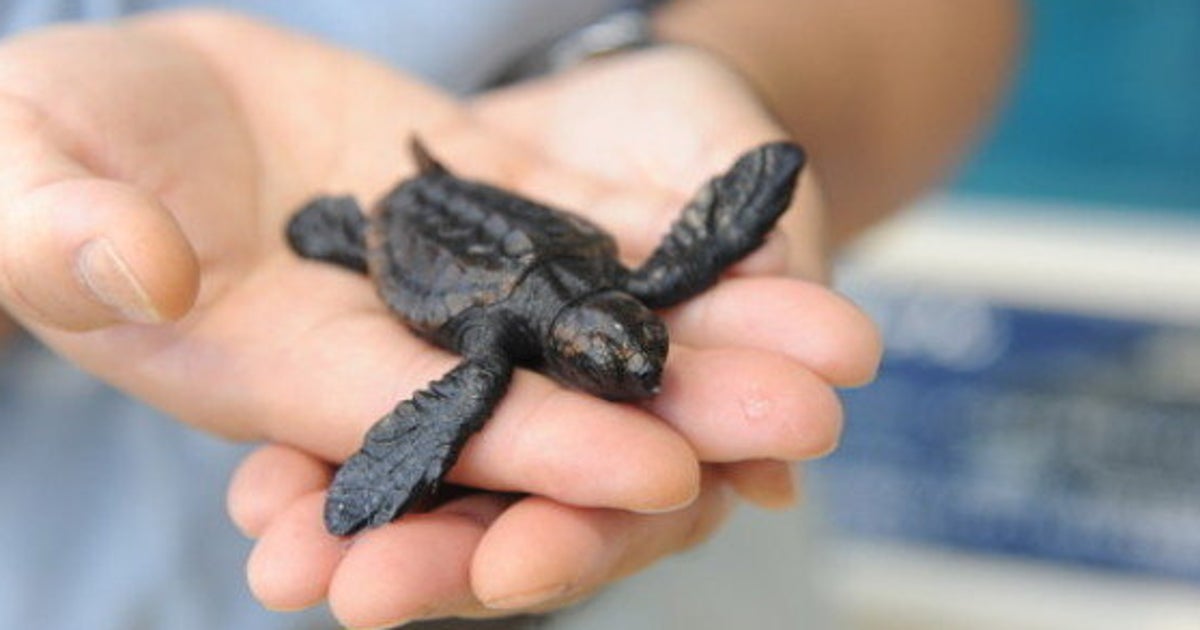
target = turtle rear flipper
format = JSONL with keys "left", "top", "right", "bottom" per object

{"left": 286, "top": 195, "right": 370, "bottom": 274}
{"left": 622, "top": 142, "right": 805, "bottom": 309}
{"left": 325, "top": 352, "right": 512, "bottom": 536}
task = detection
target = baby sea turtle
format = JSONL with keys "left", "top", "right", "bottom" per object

{"left": 287, "top": 139, "right": 805, "bottom": 536}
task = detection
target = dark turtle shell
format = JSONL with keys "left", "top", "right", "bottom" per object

{"left": 367, "top": 168, "right": 618, "bottom": 335}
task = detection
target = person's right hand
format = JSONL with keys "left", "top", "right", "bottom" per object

{"left": 0, "top": 10, "right": 878, "bottom": 627}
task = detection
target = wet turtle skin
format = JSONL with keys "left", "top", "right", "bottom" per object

{"left": 287, "top": 139, "right": 805, "bottom": 536}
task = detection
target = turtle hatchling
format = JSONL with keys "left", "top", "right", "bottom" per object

{"left": 287, "top": 138, "right": 805, "bottom": 536}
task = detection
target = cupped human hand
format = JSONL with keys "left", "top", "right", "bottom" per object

{"left": 229, "top": 43, "right": 881, "bottom": 627}
{"left": 0, "top": 7, "right": 882, "bottom": 627}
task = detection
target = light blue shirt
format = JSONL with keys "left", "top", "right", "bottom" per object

{"left": 0, "top": 0, "right": 625, "bottom": 93}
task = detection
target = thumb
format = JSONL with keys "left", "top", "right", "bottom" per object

{"left": 0, "top": 121, "right": 199, "bottom": 330}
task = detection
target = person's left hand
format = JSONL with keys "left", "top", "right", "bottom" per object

{"left": 233, "top": 47, "right": 880, "bottom": 627}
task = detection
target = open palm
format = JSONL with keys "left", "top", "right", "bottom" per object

{"left": 0, "top": 11, "right": 878, "bottom": 627}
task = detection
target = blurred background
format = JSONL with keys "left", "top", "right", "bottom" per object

{"left": 814, "top": 1, "right": 1200, "bottom": 628}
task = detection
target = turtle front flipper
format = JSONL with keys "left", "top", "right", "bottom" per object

{"left": 324, "top": 351, "right": 513, "bottom": 536}
{"left": 621, "top": 142, "right": 806, "bottom": 309}
{"left": 286, "top": 195, "right": 370, "bottom": 274}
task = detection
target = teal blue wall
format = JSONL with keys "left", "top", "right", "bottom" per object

{"left": 955, "top": 1, "right": 1200, "bottom": 212}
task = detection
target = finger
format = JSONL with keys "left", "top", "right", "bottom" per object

{"left": 722, "top": 460, "right": 799, "bottom": 509}
{"left": 247, "top": 314, "right": 701, "bottom": 514}
{"left": 327, "top": 494, "right": 510, "bottom": 629}
{"left": 245, "top": 492, "right": 343, "bottom": 612}
{"left": 450, "top": 371, "right": 701, "bottom": 513}
{"left": 472, "top": 472, "right": 735, "bottom": 611}
{"left": 663, "top": 276, "right": 883, "bottom": 387}
{"left": 0, "top": 40, "right": 207, "bottom": 331}
{"left": 648, "top": 345, "right": 843, "bottom": 462}
{"left": 0, "top": 154, "right": 199, "bottom": 330}
{"left": 227, "top": 444, "right": 333, "bottom": 538}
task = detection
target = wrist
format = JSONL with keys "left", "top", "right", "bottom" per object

{"left": 652, "top": 0, "right": 1023, "bottom": 243}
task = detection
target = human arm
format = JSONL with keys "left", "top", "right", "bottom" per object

{"left": 654, "top": 0, "right": 1023, "bottom": 243}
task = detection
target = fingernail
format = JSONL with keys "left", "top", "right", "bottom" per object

{"left": 483, "top": 582, "right": 571, "bottom": 610}
{"left": 76, "top": 238, "right": 162, "bottom": 323}
{"left": 731, "top": 463, "right": 799, "bottom": 510}
{"left": 760, "top": 466, "right": 799, "bottom": 510}
{"left": 763, "top": 475, "right": 798, "bottom": 509}
{"left": 630, "top": 477, "right": 702, "bottom": 515}
{"left": 630, "top": 492, "right": 699, "bottom": 515}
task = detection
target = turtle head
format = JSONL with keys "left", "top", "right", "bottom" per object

{"left": 546, "top": 291, "right": 668, "bottom": 401}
